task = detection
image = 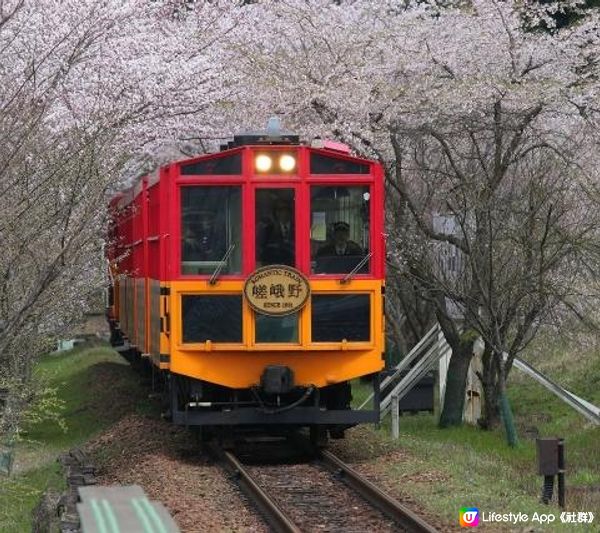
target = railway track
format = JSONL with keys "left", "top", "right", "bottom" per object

{"left": 210, "top": 439, "right": 439, "bottom": 533}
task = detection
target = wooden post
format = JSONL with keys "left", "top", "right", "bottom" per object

{"left": 392, "top": 393, "right": 400, "bottom": 439}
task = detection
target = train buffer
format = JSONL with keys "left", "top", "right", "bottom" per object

{"left": 77, "top": 485, "right": 180, "bottom": 533}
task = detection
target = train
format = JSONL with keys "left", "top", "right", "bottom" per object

{"left": 106, "top": 120, "right": 385, "bottom": 443}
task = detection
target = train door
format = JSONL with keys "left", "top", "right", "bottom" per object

{"left": 252, "top": 184, "right": 302, "bottom": 344}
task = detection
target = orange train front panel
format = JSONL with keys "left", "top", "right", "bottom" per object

{"left": 166, "top": 279, "right": 384, "bottom": 389}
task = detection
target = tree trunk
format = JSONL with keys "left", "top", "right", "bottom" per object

{"left": 439, "top": 342, "right": 472, "bottom": 427}
{"left": 479, "top": 350, "right": 519, "bottom": 445}
{"left": 385, "top": 308, "right": 407, "bottom": 366}
{"left": 479, "top": 347, "right": 501, "bottom": 429}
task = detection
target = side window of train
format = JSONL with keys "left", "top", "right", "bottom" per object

{"left": 310, "top": 186, "right": 370, "bottom": 274}
{"left": 181, "top": 186, "right": 242, "bottom": 275}
{"left": 255, "top": 188, "right": 295, "bottom": 268}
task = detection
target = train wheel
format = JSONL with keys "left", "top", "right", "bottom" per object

{"left": 309, "top": 425, "right": 328, "bottom": 449}
{"left": 217, "top": 426, "right": 235, "bottom": 450}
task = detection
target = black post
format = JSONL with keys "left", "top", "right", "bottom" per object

{"left": 557, "top": 438, "right": 565, "bottom": 508}
{"left": 541, "top": 475, "right": 554, "bottom": 504}
{"left": 536, "top": 437, "right": 560, "bottom": 505}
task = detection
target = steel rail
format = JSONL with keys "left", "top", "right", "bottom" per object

{"left": 210, "top": 444, "right": 301, "bottom": 533}
{"left": 319, "top": 449, "right": 439, "bottom": 533}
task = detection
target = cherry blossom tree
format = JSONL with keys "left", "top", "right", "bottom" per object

{"left": 0, "top": 0, "right": 246, "bottom": 437}
{"left": 230, "top": 0, "right": 600, "bottom": 436}
{"left": 2, "top": 0, "right": 599, "bottom": 448}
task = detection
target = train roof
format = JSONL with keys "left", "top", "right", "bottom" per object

{"left": 220, "top": 117, "right": 300, "bottom": 149}
{"left": 112, "top": 120, "right": 376, "bottom": 209}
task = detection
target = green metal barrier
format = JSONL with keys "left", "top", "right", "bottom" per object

{"left": 0, "top": 438, "right": 15, "bottom": 475}
{"left": 77, "top": 486, "right": 180, "bottom": 533}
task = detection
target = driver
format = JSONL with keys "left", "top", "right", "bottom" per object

{"left": 317, "top": 221, "right": 362, "bottom": 257}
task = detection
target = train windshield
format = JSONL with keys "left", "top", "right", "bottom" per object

{"left": 255, "top": 188, "right": 296, "bottom": 268}
{"left": 181, "top": 186, "right": 242, "bottom": 275}
{"left": 310, "top": 186, "right": 370, "bottom": 274}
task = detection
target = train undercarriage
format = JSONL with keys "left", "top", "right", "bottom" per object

{"left": 109, "top": 319, "right": 380, "bottom": 444}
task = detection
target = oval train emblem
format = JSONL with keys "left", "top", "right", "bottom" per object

{"left": 244, "top": 265, "right": 310, "bottom": 316}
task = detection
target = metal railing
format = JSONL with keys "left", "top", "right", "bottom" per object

{"left": 359, "top": 323, "right": 445, "bottom": 413}
{"left": 365, "top": 322, "right": 600, "bottom": 427}
{"left": 380, "top": 336, "right": 450, "bottom": 418}
{"left": 512, "top": 357, "right": 600, "bottom": 425}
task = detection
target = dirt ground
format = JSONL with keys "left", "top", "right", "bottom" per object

{"left": 86, "top": 414, "right": 267, "bottom": 533}
{"left": 81, "top": 358, "right": 451, "bottom": 532}
{"left": 84, "top": 412, "right": 458, "bottom": 532}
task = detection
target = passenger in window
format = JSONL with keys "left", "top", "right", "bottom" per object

{"left": 259, "top": 199, "right": 294, "bottom": 266}
{"left": 317, "top": 221, "right": 363, "bottom": 257}
{"left": 182, "top": 210, "right": 226, "bottom": 261}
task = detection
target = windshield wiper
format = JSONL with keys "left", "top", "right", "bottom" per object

{"left": 341, "top": 252, "right": 372, "bottom": 284}
{"left": 209, "top": 244, "right": 235, "bottom": 285}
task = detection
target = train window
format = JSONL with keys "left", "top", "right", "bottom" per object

{"left": 181, "top": 186, "right": 242, "bottom": 275}
{"left": 311, "top": 294, "right": 370, "bottom": 342}
{"left": 255, "top": 313, "right": 299, "bottom": 343}
{"left": 311, "top": 186, "right": 370, "bottom": 274}
{"left": 180, "top": 153, "right": 242, "bottom": 175}
{"left": 182, "top": 295, "right": 242, "bottom": 343}
{"left": 310, "top": 153, "right": 369, "bottom": 174}
{"left": 256, "top": 188, "right": 295, "bottom": 267}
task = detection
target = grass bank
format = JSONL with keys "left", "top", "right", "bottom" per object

{"left": 1, "top": 336, "right": 597, "bottom": 532}
{"left": 0, "top": 344, "right": 146, "bottom": 532}
{"left": 348, "top": 335, "right": 600, "bottom": 531}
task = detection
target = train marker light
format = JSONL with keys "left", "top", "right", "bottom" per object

{"left": 279, "top": 154, "right": 296, "bottom": 172}
{"left": 255, "top": 154, "right": 272, "bottom": 172}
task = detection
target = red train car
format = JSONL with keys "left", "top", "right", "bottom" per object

{"left": 107, "top": 122, "right": 385, "bottom": 440}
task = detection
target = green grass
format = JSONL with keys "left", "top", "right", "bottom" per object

{"left": 1, "top": 335, "right": 597, "bottom": 531}
{"left": 0, "top": 344, "right": 145, "bottom": 532}
{"left": 0, "top": 463, "right": 64, "bottom": 533}
{"left": 347, "top": 336, "right": 600, "bottom": 531}
{"left": 510, "top": 339, "right": 600, "bottom": 488}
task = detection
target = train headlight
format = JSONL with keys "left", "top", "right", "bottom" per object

{"left": 279, "top": 154, "right": 296, "bottom": 172}
{"left": 255, "top": 154, "right": 273, "bottom": 172}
